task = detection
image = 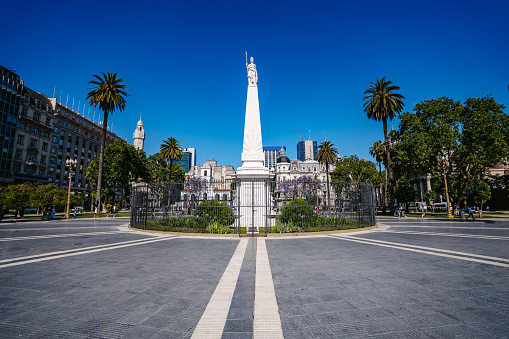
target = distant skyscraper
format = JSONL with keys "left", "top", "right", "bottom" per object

{"left": 263, "top": 146, "right": 285, "bottom": 170}
{"left": 177, "top": 147, "right": 196, "bottom": 172}
{"left": 296, "top": 140, "right": 317, "bottom": 161}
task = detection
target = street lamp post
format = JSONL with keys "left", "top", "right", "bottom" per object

{"left": 65, "top": 159, "right": 77, "bottom": 219}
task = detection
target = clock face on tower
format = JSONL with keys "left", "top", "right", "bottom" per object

{"left": 138, "top": 132, "right": 144, "bottom": 138}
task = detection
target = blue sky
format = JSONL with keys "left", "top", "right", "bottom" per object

{"left": 3, "top": 0, "right": 509, "bottom": 169}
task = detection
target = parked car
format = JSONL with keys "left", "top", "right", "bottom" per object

{"left": 75, "top": 206, "right": 84, "bottom": 212}
{"left": 24, "top": 207, "right": 37, "bottom": 214}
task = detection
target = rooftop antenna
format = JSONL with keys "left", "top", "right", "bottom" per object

{"left": 71, "top": 98, "right": 75, "bottom": 111}
{"left": 52, "top": 86, "right": 56, "bottom": 98}
{"left": 59, "top": 90, "right": 62, "bottom": 103}
{"left": 77, "top": 100, "right": 80, "bottom": 113}
{"left": 83, "top": 103, "right": 85, "bottom": 116}
{"left": 245, "top": 51, "right": 248, "bottom": 65}
{"left": 65, "top": 94, "right": 69, "bottom": 107}
{"left": 87, "top": 107, "right": 90, "bottom": 118}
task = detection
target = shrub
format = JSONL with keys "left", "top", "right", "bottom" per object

{"left": 195, "top": 200, "right": 235, "bottom": 226}
{"left": 280, "top": 199, "right": 317, "bottom": 225}
{"left": 206, "top": 221, "right": 232, "bottom": 234}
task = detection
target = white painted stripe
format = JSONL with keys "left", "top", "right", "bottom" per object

{"left": 0, "top": 226, "right": 123, "bottom": 231}
{"left": 0, "top": 231, "right": 124, "bottom": 242}
{"left": 386, "top": 225, "right": 509, "bottom": 230}
{"left": 329, "top": 235, "right": 509, "bottom": 267}
{"left": 385, "top": 230, "right": 509, "bottom": 240}
{"left": 254, "top": 238, "right": 284, "bottom": 339}
{"left": 191, "top": 238, "right": 248, "bottom": 339}
{"left": 0, "top": 236, "right": 174, "bottom": 266}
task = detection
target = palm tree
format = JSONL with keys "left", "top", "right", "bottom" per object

{"left": 317, "top": 139, "right": 338, "bottom": 207}
{"left": 369, "top": 140, "right": 385, "bottom": 207}
{"left": 160, "top": 137, "right": 183, "bottom": 206}
{"left": 363, "top": 77, "right": 404, "bottom": 206}
{"left": 86, "top": 72, "right": 129, "bottom": 211}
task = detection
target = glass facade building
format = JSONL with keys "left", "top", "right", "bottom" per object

{"left": 0, "top": 66, "right": 22, "bottom": 183}
{"left": 296, "top": 140, "right": 317, "bottom": 161}
{"left": 177, "top": 147, "right": 196, "bottom": 173}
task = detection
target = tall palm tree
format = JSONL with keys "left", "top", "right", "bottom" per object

{"left": 369, "top": 140, "right": 385, "bottom": 207}
{"left": 160, "top": 137, "right": 183, "bottom": 184}
{"left": 363, "top": 77, "right": 404, "bottom": 206}
{"left": 317, "top": 139, "right": 338, "bottom": 207}
{"left": 86, "top": 72, "right": 129, "bottom": 211}
{"left": 160, "top": 137, "right": 183, "bottom": 206}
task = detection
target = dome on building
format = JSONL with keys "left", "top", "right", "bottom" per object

{"left": 277, "top": 155, "right": 290, "bottom": 163}
{"left": 277, "top": 147, "right": 290, "bottom": 163}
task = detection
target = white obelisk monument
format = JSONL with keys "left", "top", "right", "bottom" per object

{"left": 236, "top": 56, "right": 273, "bottom": 233}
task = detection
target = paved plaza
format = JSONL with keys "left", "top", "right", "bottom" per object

{"left": 0, "top": 216, "right": 508, "bottom": 338}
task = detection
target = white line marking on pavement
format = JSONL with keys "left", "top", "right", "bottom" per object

{"left": 384, "top": 230, "right": 509, "bottom": 241}
{"left": 0, "top": 236, "right": 176, "bottom": 268}
{"left": 385, "top": 225, "right": 509, "bottom": 230}
{"left": 254, "top": 238, "right": 284, "bottom": 339}
{"left": 191, "top": 238, "right": 248, "bottom": 339}
{"left": 0, "top": 231, "right": 124, "bottom": 242}
{"left": 329, "top": 235, "right": 509, "bottom": 268}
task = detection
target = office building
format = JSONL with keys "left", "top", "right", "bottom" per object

{"left": 177, "top": 147, "right": 196, "bottom": 173}
{"left": 296, "top": 139, "right": 317, "bottom": 161}
{"left": 263, "top": 145, "right": 285, "bottom": 170}
{"left": 0, "top": 66, "right": 23, "bottom": 183}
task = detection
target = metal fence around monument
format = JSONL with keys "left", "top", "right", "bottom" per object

{"left": 130, "top": 178, "right": 376, "bottom": 235}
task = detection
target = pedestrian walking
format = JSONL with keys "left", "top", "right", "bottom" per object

{"left": 466, "top": 206, "right": 475, "bottom": 220}
{"left": 73, "top": 208, "right": 77, "bottom": 219}
{"left": 94, "top": 206, "right": 98, "bottom": 218}
{"left": 421, "top": 205, "right": 425, "bottom": 218}
{"left": 52, "top": 207, "right": 56, "bottom": 220}
{"left": 112, "top": 205, "right": 116, "bottom": 217}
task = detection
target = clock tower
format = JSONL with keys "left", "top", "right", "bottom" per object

{"left": 133, "top": 116, "right": 145, "bottom": 151}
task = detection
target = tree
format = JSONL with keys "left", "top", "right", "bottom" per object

{"left": 363, "top": 77, "right": 405, "bottom": 205}
{"left": 30, "top": 184, "right": 57, "bottom": 215}
{"left": 472, "top": 179, "right": 491, "bottom": 217}
{"left": 159, "top": 137, "right": 183, "bottom": 185}
{"left": 86, "top": 72, "right": 129, "bottom": 211}
{"left": 85, "top": 140, "right": 149, "bottom": 207}
{"left": 423, "top": 190, "right": 436, "bottom": 206}
{"left": 391, "top": 96, "right": 508, "bottom": 211}
{"left": 369, "top": 140, "right": 386, "bottom": 206}
{"left": 316, "top": 140, "right": 338, "bottom": 207}
{"left": 0, "top": 184, "right": 33, "bottom": 218}
{"left": 331, "top": 155, "right": 378, "bottom": 186}
{"left": 146, "top": 153, "right": 185, "bottom": 183}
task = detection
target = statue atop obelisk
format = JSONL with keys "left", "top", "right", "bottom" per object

{"left": 238, "top": 56, "right": 268, "bottom": 174}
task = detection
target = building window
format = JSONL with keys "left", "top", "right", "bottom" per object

{"left": 59, "top": 140, "right": 63, "bottom": 146}
{"left": 15, "top": 150, "right": 22, "bottom": 159}
{"left": 42, "top": 142, "right": 48, "bottom": 151}
{"left": 21, "top": 108, "right": 27, "bottom": 116}
{"left": 55, "top": 118, "right": 59, "bottom": 124}
{"left": 54, "top": 127, "right": 59, "bottom": 133}
{"left": 63, "top": 122, "right": 67, "bottom": 127}
{"left": 24, "top": 94, "right": 29, "bottom": 103}
{"left": 31, "top": 127, "right": 40, "bottom": 135}
{"left": 52, "top": 137, "right": 57, "bottom": 143}
{"left": 13, "top": 165, "right": 20, "bottom": 174}
{"left": 36, "top": 101, "right": 41, "bottom": 109}
{"left": 51, "top": 147, "right": 56, "bottom": 154}
{"left": 43, "top": 131, "right": 49, "bottom": 138}
{"left": 50, "top": 157, "right": 56, "bottom": 164}
{"left": 71, "top": 125, "right": 74, "bottom": 130}
{"left": 28, "top": 154, "right": 35, "bottom": 161}
{"left": 17, "top": 135, "right": 24, "bottom": 144}
{"left": 33, "top": 114, "right": 41, "bottom": 122}
{"left": 19, "top": 122, "right": 25, "bottom": 130}
{"left": 40, "top": 156, "right": 46, "bottom": 164}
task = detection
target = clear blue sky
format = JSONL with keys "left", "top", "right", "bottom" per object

{"left": 3, "top": 0, "right": 509, "bottom": 169}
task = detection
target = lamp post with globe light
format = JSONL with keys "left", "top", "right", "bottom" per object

{"left": 65, "top": 159, "right": 77, "bottom": 219}
{"left": 438, "top": 154, "right": 453, "bottom": 218}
